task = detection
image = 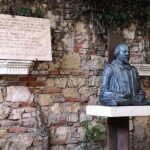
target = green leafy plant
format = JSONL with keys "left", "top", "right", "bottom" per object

{"left": 16, "top": 7, "right": 32, "bottom": 16}
{"left": 81, "top": 117, "right": 106, "bottom": 150}
{"left": 16, "top": 7, "right": 44, "bottom": 18}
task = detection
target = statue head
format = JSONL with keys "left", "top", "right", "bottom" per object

{"left": 114, "top": 43, "right": 130, "bottom": 64}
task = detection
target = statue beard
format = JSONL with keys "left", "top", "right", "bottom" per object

{"left": 117, "top": 56, "right": 130, "bottom": 64}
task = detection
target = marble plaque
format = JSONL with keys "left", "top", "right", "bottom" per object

{"left": 0, "top": 14, "right": 52, "bottom": 61}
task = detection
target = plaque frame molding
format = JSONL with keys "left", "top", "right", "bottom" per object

{"left": 0, "top": 60, "right": 33, "bottom": 75}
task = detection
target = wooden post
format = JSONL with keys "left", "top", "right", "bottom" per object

{"left": 107, "top": 117, "right": 129, "bottom": 150}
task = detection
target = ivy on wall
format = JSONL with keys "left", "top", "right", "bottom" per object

{"left": 6, "top": 0, "right": 150, "bottom": 29}
{"left": 70, "top": 0, "right": 150, "bottom": 31}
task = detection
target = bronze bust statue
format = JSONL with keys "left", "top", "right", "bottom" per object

{"left": 100, "top": 43, "right": 150, "bottom": 106}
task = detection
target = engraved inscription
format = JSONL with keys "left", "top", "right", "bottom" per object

{"left": 0, "top": 14, "right": 52, "bottom": 61}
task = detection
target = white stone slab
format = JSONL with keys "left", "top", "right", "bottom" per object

{"left": 86, "top": 105, "right": 150, "bottom": 117}
{"left": 132, "top": 64, "right": 150, "bottom": 76}
{"left": 0, "top": 60, "right": 33, "bottom": 74}
{"left": 0, "top": 14, "right": 52, "bottom": 61}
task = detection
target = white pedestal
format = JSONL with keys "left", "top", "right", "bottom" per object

{"left": 86, "top": 105, "right": 150, "bottom": 150}
{"left": 86, "top": 105, "right": 150, "bottom": 117}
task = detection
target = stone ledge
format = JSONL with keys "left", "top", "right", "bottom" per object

{"left": 0, "top": 60, "right": 33, "bottom": 75}
{"left": 86, "top": 105, "right": 150, "bottom": 117}
{"left": 133, "top": 64, "right": 150, "bottom": 76}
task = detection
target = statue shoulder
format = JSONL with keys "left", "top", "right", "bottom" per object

{"left": 104, "top": 64, "right": 113, "bottom": 70}
{"left": 103, "top": 64, "right": 114, "bottom": 75}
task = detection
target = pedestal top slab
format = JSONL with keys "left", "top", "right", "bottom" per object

{"left": 86, "top": 105, "right": 150, "bottom": 117}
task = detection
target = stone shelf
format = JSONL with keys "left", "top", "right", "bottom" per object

{"left": 86, "top": 105, "right": 150, "bottom": 150}
{"left": 0, "top": 60, "right": 33, "bottom": 75}
{"left": 86, "top": 105, "right": 150, "bottom": 117}
{"left": 133, "top": 64, "right": 150, "bottom": 76}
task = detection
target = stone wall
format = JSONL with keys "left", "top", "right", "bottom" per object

{"left": 0, "top": 1, "right": 107, "bottom": 150}
{"left": 0, "top": 1, "right": 149, "bottom": 150}
{"left": 123, "top": 23, "right": 150, "bottom": 150}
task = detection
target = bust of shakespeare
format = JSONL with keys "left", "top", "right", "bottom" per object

{"left": 100, "top": 43, "right": 150, "bottom": 106}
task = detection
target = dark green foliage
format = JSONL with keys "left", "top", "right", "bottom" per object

{"left": 81, "top": 117, "right": 106, "bottom": 150}
{"left": 75, "top": 0, "right": 150, "bottom": 31}
{"left": 16, "top": 7, "right": 44, "bottom": 18}
{"left": 16, "top": 7, "right": 32, "bottom": 16}
{"left": 32, "top": 8, "right": 45, "bottom": 18}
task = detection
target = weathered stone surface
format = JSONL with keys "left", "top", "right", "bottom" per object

{"left": 22, "top": 118, "right": 37, "bottom": 127}
{"left": 67, "top": 113, "right": 78, "bottom": 122}
{"left": 68, "top": 77, "right": 87, "bottom": 87}
{"left": 56, "top": 126, "right": 68, "bottom": 138}
{"left": 51, "top": 103, "right": 61, "bottom": 114}
{"left": 4, "top": 133, "right": 33, "bottom": 149}
{"left": 0, "top": 89, "right": 4, "bottom": 102}
{"left": 55, "top": 78, "right": 68, "bottom": 88}
{"left": 88, "top": 95, "right": 99, "bottom": 105}
{"left": 22, "top": 112, "right": 32, "bottom": 118}
{"left": 0, "top": 129, "right": 8, "bottom": 138}
{"left": 38, "top": 94, "right": 53, "bottom": 106}
{"left": 64, "top": 103, "right": 80, "bottom": 113}
{"left": 51, "top": 93, "right": 65, "bottom": 103}
{"left": 79, "top": 112, "right": 92, "bottom": 122}
{"left": 9, "top": 107, "right": 36, "bottom": 120}
{"left": 62, "top": 32, "right": 75, "bottom": 51}
{"left": 0, "top": 104, "right": 11, "bottom": 119}
{"left": 62, "top": 52, "right": 81, "bottom": 70}
{"left": 50, "top": 145, "right": 66, "bottom": 150}
{"left": 123, "top": 23, "right": 136, "bottom": 39}
{"left": 46, "top": 79, "right": 55, "bottom": 87}
{"left": 62, "top": 88, "right": 78, "bottom": 98}
{"left": 0, "top": 120, "right": 22, "bottom": 127}
{"left": 74, "top": 22, "right": 87, "bottom": 33}
{"left": 6, "top": 86, "right": 33, "bottom": 102}
{"left": 89, "top": 76, "right": 100, "bottom": 87}
{"left": 47, "top": 11, "right": 59, "bottom": 28}
{"left": 9, "top": 109, "right": 22, "bottom": 120}
{"left": 48, "top": 114, "right": 66, "bottom": 125}
{"left": 133, "top": 117, "right": 148, "bottom": 141}
{"left": 79, "top": 86, "right": 91, "bottom": 98}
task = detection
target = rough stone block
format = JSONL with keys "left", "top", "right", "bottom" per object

{"left": 62, "top": 88, "right": 78, "bottom": 98}
{"left": 50, "top": 145, "right": 66, "bottom": 150}
{"left": 55, "top": 78, "right": 68, "bottom": 88}
{"left": 62, "top": 52, "right": 80, "bottom": 70}
{"left": 45, "top": 87, "right": 62, "bottom": 93}
{"left": 0, "top": 129, "right": 8, "bottom": 138}
{"left": 56, "top": 126, "right": 68, "bottom": 138}
{"left": 22, "top": 112, "right": 32, "bottom": 118}
{"left": 68, "top": 77, "right": 87, "bottom": 87}
{"left": 51, "top": 103, "right": 61, "bottom": 114}
{"left": 64, "top": 103, "right": 80, "bottom": 113}
{"left": 9, "top": 127, "right": 27, "bottom": 133}
{"left": 51, "top": 93, "right": 65, "bottom": 103}
{"left": 9, "top": 109, "right": 22, "bottom": 120}
{"left": 4, "top": 133, "right": 33, "bottom": 148}
{"left": 67, "top": 113, "right": 78, "bottom": 122}
{"left": 48, "top": 114, "right": 66, "bottom": 126}
{"left": 22, "top": 118, "right": 37, "bottom": 127}
{"left": 46, "top": 79, "right": 55, "bottom": 87}
{"left": 6, "top": 86, "right": 33, "bottom": 102}
{"left": 0, "top": 120, "right": 22, "bottom": 127}
{"left": 74, "top": 22, "right": 87, "bottom": 33}
{"left": 0, "top": 104, "right": 11, "bottom": 119}
{"left": 38, "top": 94, "right": 53, "bottom": 106}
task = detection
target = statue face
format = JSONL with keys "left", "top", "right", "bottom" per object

{"left": 116, "top": 46, "right": 130, "bottom": 63}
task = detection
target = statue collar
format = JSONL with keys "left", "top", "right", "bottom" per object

{"left": 112, "top": 59, "right": 132, "bottom": 70}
